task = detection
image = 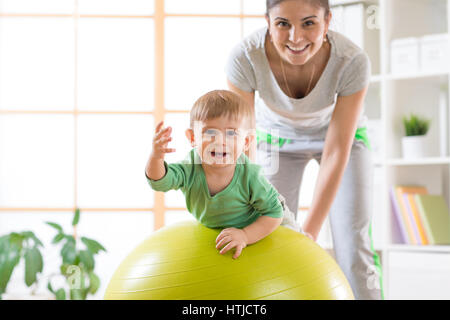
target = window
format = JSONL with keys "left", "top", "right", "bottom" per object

{"left": 0, "top": 0, "right": 318, "bottom": 232}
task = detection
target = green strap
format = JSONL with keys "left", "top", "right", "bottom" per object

{"left": 369, "top": 222, "right": 385, "bottom": 300}
{"left": 256, "top": 129, "right": 292, "bottom": 148}
{"left": 355, "top": 127, "right": 371, "bottom": 150}
{"left": 256, "top": 127, "right": 371, "bottom": 149}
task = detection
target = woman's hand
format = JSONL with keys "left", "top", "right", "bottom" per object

{"left": 303, "top": 231, "right": 316, "bottom": 242}
{"left": 215, "top": 227, "right": 249, "bottom": 259}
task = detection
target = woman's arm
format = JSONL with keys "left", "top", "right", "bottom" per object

{"left": 302, "top": 86, "right": 369, "bottom": 241}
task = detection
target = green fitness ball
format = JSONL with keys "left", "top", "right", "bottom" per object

{"left": 105, "top": 221, "right": 354, "bottom": 300}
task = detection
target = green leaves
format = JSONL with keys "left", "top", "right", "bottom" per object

{"left": 0, "top": 231, "right": 44, "bottom": 296}
{"left": 72, "top": 208, "right": 80, "bottom": 226}
{"left": 45, "top": 208, "right": 106, "bottom": 300}
{"left": 403, "top": 114, "right": 431, "bottom": 136}
{"left": 61, "top": 239, "right": 77, "bottom": 265}
{"left": 46, "top": 222, "right": 63, "bottom": 233}
{"left": 0, "top": 237, "right": 21, "bottom": 295}
{"left": 81, "top": 237, "right": 106, "bottom": 254}
{"left": 24, "top": 247, "right": 43, "bottom": 287}
{"left": 51, "top": 233, "right": 64, "bottom": 244}
{"left": 79, "top": 250, "right": 95, "bottom": 271}
{"left": 55, "top": 288, "right": 66, "bottom": 300}
{"left": 1, "top": 208, "right": 107, "bottom": 300}
{"left": 88, "top": 272, "right": 100, "bottom": 294}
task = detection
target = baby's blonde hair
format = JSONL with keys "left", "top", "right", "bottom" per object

{"left": 190, "top": 90, "right": 255, "bottom": 129}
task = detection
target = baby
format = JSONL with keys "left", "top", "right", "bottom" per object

{"left": 145, "top": 90, "right": 300, "bottom": 259}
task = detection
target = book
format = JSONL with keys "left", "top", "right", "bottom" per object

{"left": 402, "top": 193, "right": 422, "bottom": 245}
{"left": 404, "top": 193, "right": 429, "bottom": 245}
{"left": 389, "top": 187, "right": 408, "bottom": 244}
{"left": 414, "top": 194, "right": 450, "bottom": 245}
{"left": 394, "top": 186, "right": 428, "bottom": 244}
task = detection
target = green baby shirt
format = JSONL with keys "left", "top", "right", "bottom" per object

{"left": 146, "top": 149, "right": 283, "bottom": 229}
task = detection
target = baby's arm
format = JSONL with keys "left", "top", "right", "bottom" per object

{"left": 243, "top": 215, "right": 282, "bottom": 244}
{"left": 145, "top": 121, "right": 176, "bottom": 181}
{"left": 215, "top": 216, "right": 282, "bottom": 259}
{"left": 215, "top": 166, "right": 284, "bottom": 259}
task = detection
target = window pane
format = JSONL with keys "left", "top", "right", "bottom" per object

{"left": 77, "top": 114, "right": 154, "bottom": 208}
{"left": 0, "top": 0, "right": 74, "bottom": 14}
{"left": 165, "top": 0, "right": 240, "bottom": 14}
{"left": 243, "top": 17, "right": 266, "bottom": 38}
{"left": 78, "top": 0, "right": 154, "bottom": 15}
{"left": 163, "top": 113, "right": 190, "bottom": 208}
{"left": 165, "top": 18, "right": 240, "bottom": 110}
{"left": 77, "top": 18, "right": 154, "bottom": 111}
{"left": 0, "top": 18, "right": 75, "bottom": 110}
{"left": 0, "top": 115, "right": 75, "bottom": 207}
{"left": 243, "top": 0, "right": 266, "bottom": 15}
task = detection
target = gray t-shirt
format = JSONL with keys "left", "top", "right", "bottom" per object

{"left": 225, "top": 27, "right": 371, "bottom": 140}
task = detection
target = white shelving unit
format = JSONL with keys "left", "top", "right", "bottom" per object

{"left": 331, "top": 0, "right": 450, "bottom": 299}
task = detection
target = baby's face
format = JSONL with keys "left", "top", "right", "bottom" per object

{"left": 188, "top": 116, "right": 251, "bottom": 167}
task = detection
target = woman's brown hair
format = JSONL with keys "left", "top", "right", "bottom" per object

{"left": 266, "top": 0, "right": 330, "bottom": 17}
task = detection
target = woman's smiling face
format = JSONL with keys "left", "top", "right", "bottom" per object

{"left": 266, "top": 0, "right": 331, "bottom": 66}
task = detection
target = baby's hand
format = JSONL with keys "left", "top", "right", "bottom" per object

{"left": 215, "top": 228, "right": 248, "bottom": 259}
{"left": 151, "top": 121, "right": 175, "bottom": 160}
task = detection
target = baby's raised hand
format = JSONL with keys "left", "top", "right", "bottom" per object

{"left": 151, "top": 121, "right": 176, "bottom": 160}
{"left": 215, "top": 227, "right": 248, "bottom": 259}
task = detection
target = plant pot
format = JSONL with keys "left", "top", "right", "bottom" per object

{"left": 401, "top": 135, "right": 430, "bottom": 159}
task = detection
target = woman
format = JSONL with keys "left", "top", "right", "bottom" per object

{"left": 226, "top": 0, "right": 382, "bottom": 300}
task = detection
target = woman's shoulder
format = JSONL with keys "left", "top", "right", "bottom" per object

{"left": 328, "top": 30, "right": 368, "bottom": 62}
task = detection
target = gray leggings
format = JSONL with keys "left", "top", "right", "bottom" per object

{"left": 257, "top": 138, "right": 383, "bottom": 300}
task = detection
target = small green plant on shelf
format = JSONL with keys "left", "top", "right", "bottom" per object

{"left": 402, "top": 113, "right": 431, "bottom": 137}
{"left": 46, "top": 208, "right": 106, "bottom": 300}
{"left": 0, "top": 231, "right": 44, "bottom": 299}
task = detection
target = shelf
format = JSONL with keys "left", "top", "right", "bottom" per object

{"left": 386, "top": 70, "right": 449, "bottom": 81}
{"left": 387, "top": 244, "right": 450, "bottom": 253}
{"left": 369, "top": 70, "right": 449, "bottom": 83}
{"left": 386, "top": 157, "right": 450, "bottom": 166}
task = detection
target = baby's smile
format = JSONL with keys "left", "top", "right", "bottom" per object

{"left": 211, "top": 151, "right": 228, "bottom": 158}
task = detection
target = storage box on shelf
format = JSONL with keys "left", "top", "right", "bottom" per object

{"left": 390, "top": 34, "right": 450, "bottom": 76}
{"left": 420, "top": 33, "right": 450, "bottom": 73}
{"left": 390, "top": 37, "right": 420, "bottom": 74}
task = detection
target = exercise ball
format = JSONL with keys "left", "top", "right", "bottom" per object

{"left": 105, "top": 221, "right": 354, "bottom": 300}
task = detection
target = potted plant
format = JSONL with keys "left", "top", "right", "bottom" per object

{"left": 45, "top": 208, "right": 106, "bottom": 300}
{"left": 0, "top": 231, "right": 44, "bottom": 299}
{"left": 401, "top": 113, "right": 431, "bottom": 159}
